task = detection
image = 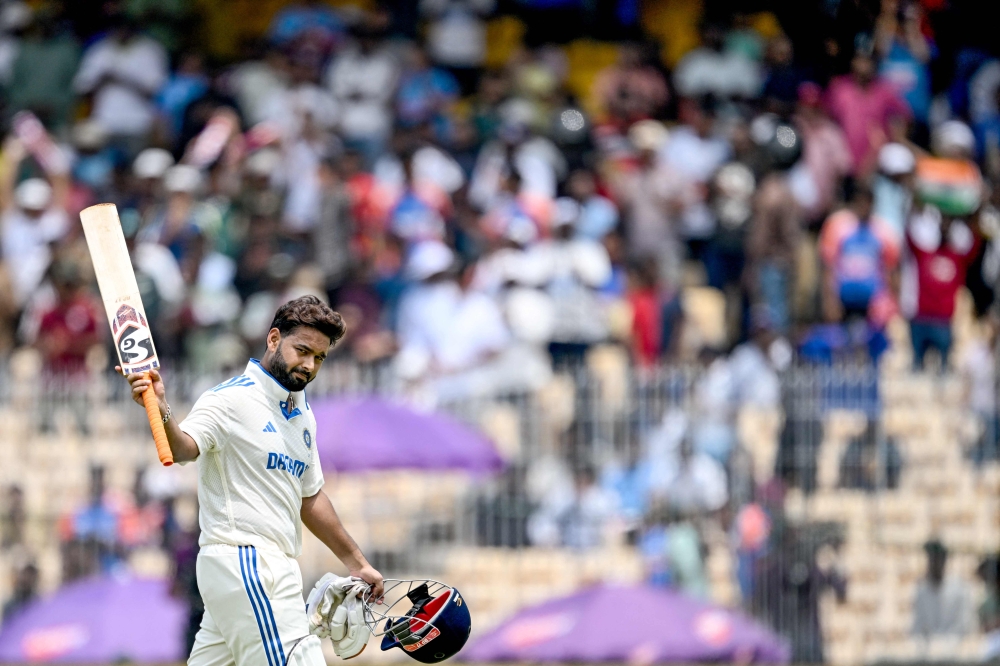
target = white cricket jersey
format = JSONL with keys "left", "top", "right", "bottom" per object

{"left": 181, "top": 359, "right": 325, "bottom": 557}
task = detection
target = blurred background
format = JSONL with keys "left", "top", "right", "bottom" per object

{"left": 1, "top": 0, "right": 1000, "bottom": 663}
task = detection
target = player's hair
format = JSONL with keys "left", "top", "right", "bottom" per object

{"left": 270, "top": 296, "right": 346, "bottom": 344}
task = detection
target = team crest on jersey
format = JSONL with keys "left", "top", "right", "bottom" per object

{"left": 303, "top": 429, "right": 312, "bottom": 449}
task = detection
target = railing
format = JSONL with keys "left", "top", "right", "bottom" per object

{"left": 1, "top": 354, "right": 999, "bottom": 664}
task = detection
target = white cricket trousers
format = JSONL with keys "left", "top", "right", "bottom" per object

{"left": 189, "top": 544, "right": 326, "bottom": 666}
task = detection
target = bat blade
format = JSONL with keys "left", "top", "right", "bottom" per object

{"left": 80, "top": 203, "right": 160, "bottom": 376}
{"left": 81, "top": 203, "right": 173, "bottom": 466}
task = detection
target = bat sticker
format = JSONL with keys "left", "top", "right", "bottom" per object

{"left": 113, "top": 305, "right": 157, "bottom": 372}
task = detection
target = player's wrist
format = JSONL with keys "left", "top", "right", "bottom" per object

{"left": 160, "top": 402, "right": 172, "bottom": 424}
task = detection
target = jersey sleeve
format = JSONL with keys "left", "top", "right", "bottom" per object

{"left": 180, "top": 390, "right": 231, "bottom": 456}
{"left": 301, "top": 445, "right": 325, "bottom": 497}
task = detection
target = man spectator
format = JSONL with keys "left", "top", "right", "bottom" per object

{"left": 72, "top": 15, "right": 168, "bottom": 156}
{"left": 325, "top": 24, "right": 399, "bottom": 162}
{"left": 673, "top": 22, "right": 762, "bottom": 101}
{"left": 912, "top": 540, "right": 974, "bottom": 637}
{"left": 0, "top": 149, "right": 71, "bottom": 308}
{"left": 794, "top": 82, "right": 852, "bottom": 224}
{"left": 395, "top": 242, "right": 509, "bottom": 388}
{"left": 591, "top": 43, "right": 669, "bottom": 127}
{"left": 34, "top": 261, "right": 103, "bottom": 374}
{"left": 60, "top": 465, "right": 123, "bottom": 581}
{"left": 906, "top": 206, "right": 980, "bottom": 369}
{"left": 745, "top": 127, "right": 802, "bottom": 333}
{"left": 661, "top": 96, "right": 731, "bottom": 259}
{"left": 875, "top": 0, "right": 933, "bottom": 134}
{"left": 608, "top": 121, "right": 683, "bottom": 287}
{"left": 268, "top": 0, "right": 345, "bottom": 52}
{"left": 872, "top": 142, "right": 916, "bottom": 236}
{"left": 4, "top": 9, "right": 80, "bottom": 131}
{"left": 826, "top": 48, "right": 911, "bottom": 176}
{"left": 564, "top": 168, "right": 618, "bottom": 241}
{"left": 395, "top": 45, "right": 460, "bottom": 138}
{"left": 421, "top": 0, "right": 494, "bottom": 94}
{"left": 819, "top": 182, "right": 900, "bottom": 323}
{"left": 1, "top": 561, "right": 38, "bottom": 622}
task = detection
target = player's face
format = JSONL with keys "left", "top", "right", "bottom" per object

{"left": 267, "top": 327, "right": 331, "bottom": 391}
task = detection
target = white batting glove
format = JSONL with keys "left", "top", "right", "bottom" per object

{"left": 305, "top": 574, "right": 364, "bottom": 639}
{"left": 331, "top": 580, "right": 372, "bottom": 659}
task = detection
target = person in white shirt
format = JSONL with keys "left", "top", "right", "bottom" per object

{"left": 123, "top": 296, "right": 384, "bottom": 666}
{"left": 73, "top": 18, "right": 168, "bottom": 150}
{"left": 325, "top": 27, "right": 399, "bottom": 160}
{"left": 0, "top": 137, "right": 70, "bottom": 309}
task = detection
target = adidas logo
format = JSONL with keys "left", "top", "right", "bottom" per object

{"left": 263, "top": 422, "right": 277, "bottom": 433}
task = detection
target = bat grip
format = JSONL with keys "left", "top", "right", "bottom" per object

{"left": 141, "top": 375, "right": 174, "bottom": 466}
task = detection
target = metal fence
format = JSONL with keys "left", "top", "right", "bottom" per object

{"left": 1, "top": 352, "right": 999, "bottom": 664}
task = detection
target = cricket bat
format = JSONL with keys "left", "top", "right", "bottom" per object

{"left": 80, "top": 203, "right": 173, "bottom": 466}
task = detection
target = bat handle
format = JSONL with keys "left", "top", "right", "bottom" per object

{"left": 141, "top": 375, "right": 174, "bottom": 466}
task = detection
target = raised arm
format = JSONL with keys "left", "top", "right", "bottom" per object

{"left": 301, "top": 490, "right": 384, "bottom": 598}
{"left": 122, "top": 368, "right": 200, "bottom": 463}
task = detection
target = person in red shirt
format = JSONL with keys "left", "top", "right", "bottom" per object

{"left": 35, "top": 261, "right": 103, "bottom": 374}
{"left": 906, "top": 208, "right": 980, "bottom": 369}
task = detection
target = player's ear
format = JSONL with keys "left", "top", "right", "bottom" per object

{"left": 266, "top": 328, "right": 282, "bottom": 351}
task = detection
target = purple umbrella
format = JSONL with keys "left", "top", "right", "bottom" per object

{"left": 464, "top": 584, "right": 790, "bottom": 664}
{"left": 312, "top": 396, "right": 504, "bottom": 474}
{"left": 0, "top": 576, "right": 186, "bottom": 663}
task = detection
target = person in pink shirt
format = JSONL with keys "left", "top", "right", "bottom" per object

{"left": 826, "top": 51, "right": 911, "bottom": 176}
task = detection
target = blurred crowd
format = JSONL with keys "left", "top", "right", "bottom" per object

{"left": 4, "top": 0, "right": 1000, "bottom": 659}
{"left": 1, "top": 0, "right": 1000, "bottom": 400}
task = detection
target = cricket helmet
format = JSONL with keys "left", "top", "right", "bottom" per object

{"left": 362, "top": 579, "right": 471, "bottom": 663}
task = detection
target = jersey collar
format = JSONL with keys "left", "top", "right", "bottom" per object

{"left": 245, "top": 359, "right": 307, "bottom": 419}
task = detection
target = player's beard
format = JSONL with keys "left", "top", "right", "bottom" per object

{"left": 268, "top": 345, "right": 311, "bottom": 392}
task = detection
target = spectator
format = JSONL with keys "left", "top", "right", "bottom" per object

{"left": 673, "top": 22, "right": 762, "bottom": 101}
{"left": 0, "top": 148, "right": 71, "bottom": 309}
{"left": 34, "top": 261, "right": 103, "bottom": 374}
{"left": 875, "top": 0, "right": 933, "bottom": 133}
{"left": 72, "top": 15, "right": 168, "bottom": 156}
{"left": 591, "top": 43, "right": 668, "bottom": 127}
{"left": 0, "top": 2, "right": 31, "bottom": 87}
{"left": 608, "top": 120, "right": 682, "bottom": 286}
{"left": 819, "top": 182, "right": 900, "bottom": 323}
{"left": 912, "top": 540, "right": 974, "bottom": 637}
{"left": 268, "top": 0, "right": 345, "bottom": 52}
{"left": 395, "top": 242, "right": 506, "bottom": 384}
{"left": 825, "top": 49, "right": 911, "bottom": 176}
{"left": 761, "top": 34, "right": 811, "bottom": 113}
{"left": 661, "top": 96, "right": 731, "bottom": 255}
{"left": 906, "top": 206, "right": 980, "bottom": 369}
{"left": 156, "top": 51, "right": 210, "bottom": 143}
{"left": 564, "top": 168, "right": 618, "bottom": 241}
{"left": 1, "top": 561, "right": 38, "bottom": 622}
{"left": 4, "top": 9, "right": 79, "bottom": 131}
{"left": 325, "top": 24, "right": 399, "bottom": 162}
{"left": 60, "top": 465, "right": 122, "bottom": 581}
{"left": 838, "top": 418, "right": 903, "bottom": 490}
{"left": 560, "top": 466, "right": 618, "bottom": 550}
{"left": 794, "top": 82, "right": 853, "bottom": 223}
{"left": 752, "top": 524, "right": 847, "bottom": 664}
{"left": 745, "top": 124, "right": 802, "bottom": 333}
{"left": 395, "top": 45, "right": 460, "bottom": 136}
{"left": 872, "top": 142, "right": 916, "bottom": 236}
{"left": 961, "top": 320, "right": 998, "bottom": 464}
{"left": 1, "top": 485, "right": 26, "bottom": 550}
{"left": 640, "top": 502, "right": 709, "bottom": 598}
{"left": 421, "top": 0, "right": 494, "bottom": 95}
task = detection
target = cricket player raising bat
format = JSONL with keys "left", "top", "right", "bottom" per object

{"left": 121, "top": 296, "right": 383, "bottom": 665}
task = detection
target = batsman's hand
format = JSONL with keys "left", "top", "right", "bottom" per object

{"left": 118, "top": 366, "right": 168, "bottom": 415}
{"left": 351, "top": 564, "right": 384, "bottom": 602}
